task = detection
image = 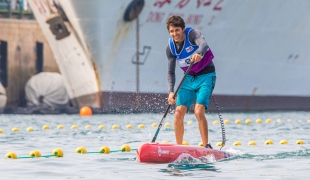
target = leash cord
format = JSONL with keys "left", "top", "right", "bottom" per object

{"left": 211, "top": 95, "right": 226, "bottom": 150}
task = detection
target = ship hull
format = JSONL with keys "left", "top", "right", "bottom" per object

{"left": 74, "top": 91, "right": 310, "bottom": 113}
{"left": 27, "top": 0, "right": 310, "bottom": 112}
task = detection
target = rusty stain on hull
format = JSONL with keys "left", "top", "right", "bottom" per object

{"left": 112, "top": 22, "right": 133, "bottom": 54}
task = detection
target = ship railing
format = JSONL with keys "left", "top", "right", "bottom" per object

{"left": 0, "top": 0, "right": 33, "bottom": 19}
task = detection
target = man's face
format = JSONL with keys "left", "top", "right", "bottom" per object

{"left": 168, "top": 26, "right": 185, "bottom": 43}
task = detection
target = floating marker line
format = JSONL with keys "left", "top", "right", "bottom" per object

{"left": 84, "top": 148, "right": 137, "bottom": 154}
{"left": 17, "top": 154, "right": 56, "bottom": 159}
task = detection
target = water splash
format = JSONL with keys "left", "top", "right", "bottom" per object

{"left": 225, "top": 148, "right": 245, "bottom": 156}
{"left": 171, "top": 153, "right": 217, "bottom": 164}
{"left": 159, "top": 153, "right": 219, "bottom": 176}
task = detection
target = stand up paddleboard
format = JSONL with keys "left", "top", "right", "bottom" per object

{"left": 136, "top": 143, "right": 234, "bottom": 163}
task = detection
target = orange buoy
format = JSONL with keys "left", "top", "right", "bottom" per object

{"left": 80, "top": 106, "right": 92, "bottom": 116}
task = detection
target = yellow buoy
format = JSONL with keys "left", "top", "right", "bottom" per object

{"left": 71, "top": 125, "right": 78, "bottom": 129}
{"left": 52, "top": 148, "right": 64, "bottom": 157}
{"left": 277, "top": 119, "right": 282, "bottom": 123}
{"left": 164, "top": 122, "right": 171, "bottom": 127}
{"left": 27, "top": 127, "right": 34, "bottom": 132}
{"left": 233, "top": 141, "right": 242, "bottom": 146}
{"left": 0, "top": 129, "right": 3, "bottom": 134}
{"left": 245, "top": 119, "right": 252, "bottom": 124}
{"left": 120, "top": 144, "right": 131, "bottom": 152}
{"left": 98, "top": 125, "right": 105, "bottom": 130}
{"left": 216, "top": 142, "right": 223, "bottom": 146}
{"left": 75, "top": 146, "right": 87, "bottom": 154}
{"left": 151, "top": 123, "right": 158, "bottom": 127}
{"left": 264, "top": 139, "right": 274, "bottom": 145}
{"left": 57, "top": 125, "right": 64, "bottom": 129}
{"left": 296, "top": 140, "right": 304, "bottom": 145}
{"left": 80, "top": 106, "right": 92, "bottom": 116}
{"left": 85, "top": 125, "right": 91, "bottom": 129}
{"left": 256, "top": 119, "right": 262, "bottom": 124}
{"left": 266, "top": 119, "right": 272, "bottom": 123}
{"left": 248, "top": 141, "right": 257, "bottom": 146}
{"left": 182, "top": 141, "right": 189, "bottom": 146}
{"left": 307, "top": 120, "right": 310, "bottom": 123}
{"left": 29, "top": 150, "right": 41, "bottom": 158}
{"left": 112, "top": 125, "right": 119, "bottom": 129}
{"left": 12, "top": 127, "right": 19, "bottom": 132}
{"left": 235, "top": 119, "right": 242, "bottom": 124}
{"left": 162, "top": 141, "right": 169, "bottom": 144}
{"left": 198, "top": 142, "right": 203, "bottom": 146}
{"left": 213, "top": 120, "right": 219, "bottom": 125}
{"left": 42, "top": 125, "right": 49, "bottom": 130}
{"left": 280, "top": 140, "right": 288, "bottom": 145}
{"left": 99, "top": 146, "right": 110, "bottom": 154}
{"left": 187, "top": 120, "right": 193, "bottom": 125}
{"left": 5, "top": 152, "right": 17, "bottom": 159}
{"left": 138, "top": 124, "right": 145, "bottom": 129}
{"left": 224, "top": 119, "right": 230, "bottom": 124}
{"left": 126, "top": 124, "right": 133, "bottom": 129}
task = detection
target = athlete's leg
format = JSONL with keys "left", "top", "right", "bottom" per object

{"left": 174, "top": 105, "right": 187, "bottom": 145}
{"left": 194, "top": 73, "right": 216, "bottom": 146}
{"left": 194, "top": 104, "right": 209, "bottom": 146}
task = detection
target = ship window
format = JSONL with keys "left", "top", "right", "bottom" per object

{"left": 0, "top": 40, "right": 8, "bottom": 87}
{"left": 35, "top": 42, "right": 43, "bottom": 74}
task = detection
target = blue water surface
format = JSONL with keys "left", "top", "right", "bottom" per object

{"left": 0, "top": 111, "right": 309, "bottom": 179}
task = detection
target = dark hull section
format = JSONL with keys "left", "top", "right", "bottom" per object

{"left": 4, "top": 92, "right": 310, "bottom": 114}
{"left": 97, "top": 92, "right": 310, "bottom": 113}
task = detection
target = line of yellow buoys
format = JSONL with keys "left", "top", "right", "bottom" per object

{"left": 5, "top": 139, "right": 306, "bottom": 160}
{"left": 230, "top": 139, "right": 305, "bottom": 146}
{"left": 178, "top": 140, "right": 305, "bottom": 146}
{"left": 1, "top": 118, "right": 309, "bottom": 133}
{"left": 213, "top": 119, "right": 310, "bottom": 124}
{"left": 0, "top": 123, "right": 172, "bottom": 133}
{"left": 5, "top": 144, "right": 135, "bottom": 159}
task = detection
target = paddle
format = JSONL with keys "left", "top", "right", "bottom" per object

{"left": 151, "top": 62, "right": 194, "bottom": 143}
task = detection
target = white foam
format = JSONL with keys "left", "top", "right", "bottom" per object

{"left": 225, "top": 148, "right": 244, "bottom": 156}
{"left": 172, "top": 153, "right": 217, "bottom": 164}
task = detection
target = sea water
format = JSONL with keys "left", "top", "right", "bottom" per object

{"left": 0, "top": 111, "right": 309, "bottom": 179}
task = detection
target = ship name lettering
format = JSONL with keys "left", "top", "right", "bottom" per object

{"left": 146, "top": 11, "right": 166, "bottom": 22}
{"left": 153, "top": 0, "right": 223, "bottom": 10}
{"left": 154, "top": 0, "right": 171, "bottom": 8}
{"left": 186, "top": 14, "right": 203, "bottom": 24}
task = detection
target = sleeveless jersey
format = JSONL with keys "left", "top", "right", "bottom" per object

{"left": 168, "top": 27, "right": 214, "bottom": 74}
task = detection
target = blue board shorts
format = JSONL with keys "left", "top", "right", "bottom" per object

{"left": 176, "top": 72, "right": 216, "bottom": 109}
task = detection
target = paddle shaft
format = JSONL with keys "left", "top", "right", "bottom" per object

{"left": 151, "top": 62, "right": 194, "bottom": 143}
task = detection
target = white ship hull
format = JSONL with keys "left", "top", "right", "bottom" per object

{"left": 27, "top": 0, "right": 310, "bottom": 112}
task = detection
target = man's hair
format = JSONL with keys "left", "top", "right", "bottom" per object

{"left": 166, "top": 15, "right": 185, "bottom": 30}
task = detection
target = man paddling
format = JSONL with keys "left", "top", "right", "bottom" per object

{"left": 166, "top": 15, "right": 216, "bottom": 148}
